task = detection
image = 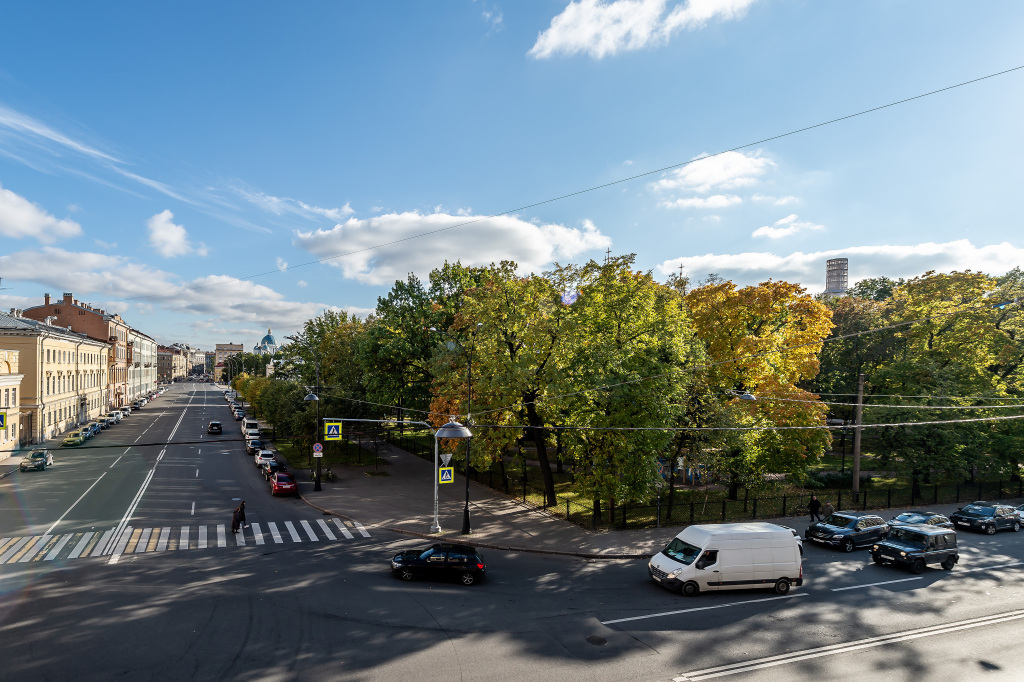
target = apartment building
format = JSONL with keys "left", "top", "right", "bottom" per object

{"left": 0, "top": 311, "right": 109, "bottom": 443}
{"left": 0, "top": 348, "right": 25, "bottom": 458}
{"left": 128, "top": 329, "right": 157, "bottom": 399}
{"left": 158, "top": 345, "right": 188, "bottom": 382}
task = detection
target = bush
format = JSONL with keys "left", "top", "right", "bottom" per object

{"left": 808, "top": 471, "right": 873, "bottom": 489}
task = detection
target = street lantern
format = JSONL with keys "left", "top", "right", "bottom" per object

{"left": 304, "top": 391, "right": 321, "bottom": 491}
{"left": 432, "top": 420, "right": 472, "bottom": 534}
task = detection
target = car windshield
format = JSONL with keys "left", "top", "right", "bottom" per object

{"left": 896, "top": 513, "right": 930, "bottom": 524}
{"left": 823, "top": 514, "right": 856, "bottom": 528}
{"left": 887, "top": 527, "right": 928, "bottom": 548}
{"left": 662, "top": 538, "right": 702, "bottom": 565}
{"left": 277, "top": 475, "right": 293, "bottom": 483}
{"left": 961, "top": 505, "right": 994, "bottom": 517}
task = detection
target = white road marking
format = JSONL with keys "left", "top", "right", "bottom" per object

{"left": 317, "top": 519, "right": 337, "bottom": 540}
{"left": 353, "top": 521, "right": 371, "bottom": 538}
{"left": 602, "top": 594, "right": 808, "bottom": 625}
{"left": 300, "top": 520, "right": 319, "bottom": 541}
{"left": 195, "top": 469, "right": 199, "bottom": 477}
{"left": 110, "top": 456, "right": 122, "bottom": 468}
{"left": 44, "top": 471, "right": 107, "bottom": 536}
{"left": 91, "top": 530, "right": 113, "bottom": 557}
{"left": 235, "top": 527, "right": 246, "bottom": 546}
{"left": 45, "top": 533, "right": 75, "bottom": 560}
{"left": 191, "top": 502, "right": 195, "bottom": 516}
{"left": 17, "top": 536, "right": 47, "bottom": 563}
{"left": 831, "top": 577, "right": 922, "bottom": 592}
{"left": 108, "top": 526, "right": 133, "bottom": 563}
{"left": 180, "top": 526, "right": 189, "bottom": 549}
{"left": 217, "top": 524, "right": 226, "bottom": 547}
{"left": 674, "top": 609, "right": 1024, "bottom": 681}
{"left": 956, "top": 561, "right": 1024, "bottom": 574}
{"left": 156, "top": 527, "right": 170, "bottom": 552}
{"left": 333, "top": 519, "right": 354, "bottom": 539}
{"left": 0, "top": 537, "right": 32, "bottom": 563}
{"left": 251, "top": 523, "right": 265, "bottom": 545}
{"left": 268, "top": 522, "right": 284, "bottom": 543}
{"left": 284, "top": 521, "right": 302, "bottom": 542}
{"left": 198, "top": 525, "right": 207, "bottom": 549}
{"left": 135, "top": 528, "right": 153, "bottom": 553}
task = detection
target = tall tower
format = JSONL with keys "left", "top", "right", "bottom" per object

{"left": 824, "top": 258, "right": 849, "bottom": 295}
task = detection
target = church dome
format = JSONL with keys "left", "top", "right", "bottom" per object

{"left": 261, "top": 329, "right": 276, "bottom": 347}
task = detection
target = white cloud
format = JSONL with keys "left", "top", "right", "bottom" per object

{"left": 235, "top": 187, "right": 354, "bottom": 223}
{"left": 94, "top": 239, "right": 118, "bottom": 249}
{"left": 529, "top": 0, "right": 757, "bottom": 59}
{"left": 751, "top": 214, "right": 824, "bottom": 239}
{"left": 0, "top": 184, "right": 82, "bottom": 243}
{"left": 297, "top": 280, "right": 308, "bottom": 287}
{"left": 752, "top": 194, "right": 799, "bottom": 206}
{"left": 146, "top": 210, "right": 208, "bottom": 258}
{"left": 654, "top": 151, "right": 774, "bottom": 193}
{"left": 661, "top": 194, "right": 741, "bottom": 210}
{"left": 293, "top": 211, "right": 612, "bottom": 285}
{"left": 0, "top": 105, "right": 121, "bottom": 163}
{"left": 658, "top": 240, "right": 1024, "bottom": 292}
{"left": 276, "top": 257, "right": 288, "bottom": 271}
{"left": 482, "top": 7, "right": 504, "bottom": 33}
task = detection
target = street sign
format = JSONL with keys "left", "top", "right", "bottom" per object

{"left": 324, "top": 422, "right": 342, "bottom": 440}
{"left": 440, "top": 453, "right": 452, "bottom": 467}
{"left": 313, "top": 452, "right": 323, "bottom": 458}
{"left": 439, "top": 467, "right": 454, "bottom": 484}
{"left": 313, "top": 442, "right": 323, "bottom": 452}
{"left": 0, "top": 412, "right": 5, "bottom": 429}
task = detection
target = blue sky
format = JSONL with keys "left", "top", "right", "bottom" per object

{"left": 1, "top": 1, "right": 1023, "bottom": 350}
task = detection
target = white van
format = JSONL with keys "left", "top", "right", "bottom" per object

{"left": 242, "top": 418, "right": 259, "bottom": 435}
{"left": 648, "top": 523, "right": 803, "bottom": 597}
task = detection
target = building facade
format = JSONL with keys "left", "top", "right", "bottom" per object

{"left": 0, "top": 311, "right": 110, "bottom": 443}
{"left": 128, "top": 329, "right": 157, "bottom": 399}
{"left": 0, "top": 348, "right": 25, "bottom": 458}
{"left": 824, "top": 258, "right": 849, "bottom": 295}
{"left": 158, "top": 345, "right": 188, "bottom": 382}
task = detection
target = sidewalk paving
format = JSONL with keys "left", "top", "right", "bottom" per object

{"left": 297, "top": 439, "right": 1024, "bottom": 560}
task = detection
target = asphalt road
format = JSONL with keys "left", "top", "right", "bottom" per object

{"left": 2, "top": 383, "right": 1023, "bottom": 680}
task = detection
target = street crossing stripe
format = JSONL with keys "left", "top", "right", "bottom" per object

{"left": 300, "top": 520, "right": 318, "bottom": 541}
{"left": 317, "top": 519, "right": 337, "bottom": 540}
{"left": 180, "top": 526, "right": 190, "bottom": 550}
{"left": 268, "top": 522, "right": 283, "bottom": 543}
{"left": 333, "top": 519, "right": 354, "bottom": 539}
{"left": 198, "top": 525, "right": 208, "bottom": 549}
{"left": 353, "top": 521, "right": 371, "bottom": 538}
{"left": 284, "top": 521, "right": 302, "bottom": 542}
{"left": 157, "top": 527, "right": 170, "bottom": 552}
{"left": 92, "top": 530, "right": 113, "bottom": 557}
{"left": 217, "top": 524, "right": 226, "bottom": 548}
{"left": 20, "top": 535, "right": 52, "bottom": 563}
{"left": 69, "top": 531, "right": 95, "bottom": 559}
{"left": 135, "top": 528, "right": 153, "bottom": 553}
{"left": 46, "top": 534, "right": 74, "bottom": 561}
{"left": 0, "top": 537, "right": 31, "bottom": 563}
{"left": 235, "top": 526, "right": 245, "bottom": 546}
{"left": 251, "top": 522, "right": 265, "bottom": 545}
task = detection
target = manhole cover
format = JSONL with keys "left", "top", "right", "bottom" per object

{"left": 586, "top": 635, "right": 607, "bottom": 646}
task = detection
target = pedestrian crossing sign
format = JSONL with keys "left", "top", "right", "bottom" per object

{"left": 0, "top": 412, "right": 5, "bottom": 429}
{"left": 324, "top": 422, "right": 342, "bottom": 441}
{"left": 439, "top": 467, "right": 454, "bottom": 484}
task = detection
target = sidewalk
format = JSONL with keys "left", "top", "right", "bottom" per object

{"left": 296, "top": 439, "right": 1022, "bottom": 560}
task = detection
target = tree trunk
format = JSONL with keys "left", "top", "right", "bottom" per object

{"left": 525, "top": 400, "right": 557, "bottom": 506}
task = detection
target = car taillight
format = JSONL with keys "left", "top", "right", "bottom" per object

{"left": 476, "top": 563, "right": 484, "bottom": 570}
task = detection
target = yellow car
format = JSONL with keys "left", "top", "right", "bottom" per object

{"left": 63, "top": 430, "right": 86, "bottom": 446}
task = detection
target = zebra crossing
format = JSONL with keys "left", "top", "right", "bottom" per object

{"left": 0, "top": 518, "right": 372, "bottom": 566}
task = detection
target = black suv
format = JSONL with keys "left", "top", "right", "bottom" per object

{"left": 207, "top": 421, "right": 222, "bottom": 434}
{"left": 949, "top": 503, "right": 1020, "bottom": 534}
{"left": 872, "top": 525, "right": 958, "bottom": 573}
{"left": 806, "top": 512, "right": 889, "bottom": 552}
{"left": 889, "top": 511, "right": 953, "bottom": 529}
{"left": 391, "top": 543, "right": 486, "bottom": 585}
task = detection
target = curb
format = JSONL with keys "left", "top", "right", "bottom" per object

{"left": 297, "top": 494, "right": 653, "bottom": 561}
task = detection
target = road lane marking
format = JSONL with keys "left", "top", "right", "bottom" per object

{"left": 68, "top": 532, "right": 95, "bottom": 559}
{"left": 268, "top": 522, "right": 283, "bottom": 543}
{"left": 135, "top": 528, "right": 153, "bottom": 553}
{"left": 191, "top": 502, "right": 195, "bottom": 516}
{"left": 251, "top": 523, "right": 265, "bottom": 545}
{"left": 0, "top": 538, "right": 32, "bottom": 563}
{"left": 110, "top": 526, "right": 133, "bottom": 556}
{"left": 44, "top": 471, "right": 107, "bottom": 536}
{"left": 180, "top": 526, "right": 189, "bottom": 549}
{"left": 831, "top": 577, "right": 922, "bottom": 592}
{"left": 353, "top": 521, "right": 371, "bottom": 538}
{"left": 195, "top": 469, "right": 199, "bottom": 477}
{"left": 235, "top": 527, "right": 246, "bottom": 546}
{"left": 674, "top": 609, "right": 1024, "bottom": 681}
{"left": 956, "top": 561, "right": 1024, "bottom": 574}
{"left": 19, "top": 535, "right": 52, "bottom": 563}
{"left": 300, "top": 520, "right": 319, "bottom": 541}
{"left": 602, "top": 593, "right": 808, "bottom": 625}
{"left": 217, "top": 524, "right": 226, "bottom": 547}
{"left": 198, "top": 525, "right": 207, "bottom": 549}
{"left": 45, "top": 534, "right": 74, "bottom": 560}
{"left": 317, "top": 519, "right": 337, "bottom": 540}
{"left": 333, "top": 519, "right": 354, "bottom": 539}
{"left": 91, "top": 530, "right": 113, "bottom": 557}
{"left": 284, "top": 521, "right": 302, "bottom": 542}
{"left": 156, "top": 527, "right": 170, "bottom": 552}
{"left": 110, "top": 456, "right": 122, "bottom": 468}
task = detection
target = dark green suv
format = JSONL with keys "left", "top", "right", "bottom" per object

{"left": 871, "top": 525, "right": 958, "bottom": 574}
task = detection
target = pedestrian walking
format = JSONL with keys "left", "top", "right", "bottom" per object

{"left": 823, "top": 499, "right": 835, "bottom": 518}
{"left": 231, "top": 501, "right": 246, "bottom": 534}
{"left": 808, "top": 495, "right": 822, "bottom": 522}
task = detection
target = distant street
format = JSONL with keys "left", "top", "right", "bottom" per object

{"left": 1, "top": 384, "right": 1023, "bottom": 680}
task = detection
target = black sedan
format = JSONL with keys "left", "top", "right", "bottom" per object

{"left": 245, "top": 439, "right": 264, "bottom": 455}
{"left": 889, "top": 511, "right": 953, "bottom": 529}
{"left": 20, "top": 450, "right": 54, "bottom": 472}
{"left": 391, "top": 543, "right": 486, "bottom": 585}
{"left": 261, "top": 460, "right": 288, "bottom": 480}
{"left": 207, "top": 421, "right": 222, "bottom": 434}
{"left": 805, "top": 512, "right": 888, "bottom": 552}
{"left": 949, "top": 503, "right": 1020, "bottom": 534}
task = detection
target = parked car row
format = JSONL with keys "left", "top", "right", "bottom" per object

{"left": 227, "top": 393, "right": 298, "bottom": 498}
{"left": 61, "top": 388, "right": 164, "bottom": 446}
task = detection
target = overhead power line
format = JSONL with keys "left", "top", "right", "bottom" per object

{"left": 124, "top": 64, "right": 1024, "bottom": 303}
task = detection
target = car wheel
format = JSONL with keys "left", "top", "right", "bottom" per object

{"left": 773, "top": 578, "right": 791, "bottom": 595}
{"left": 911, "top": 559, "right": 926, "bottom": 575}
{"left": 872, "top": 552, "right": 884, "bottom": 564}
{"left": 986, "top": 525, "right": 997, "bottom": 535}
{"left": 941, "top": 556, "right": 956, "bottom": 570}
{"left": 842, "top": 539, "right": 855, "bottom": 553}
{"left": 460, "top": 572, "right": 476, "bottom": 586}
{"left": 682, "top": 581, "right": 699, "bottom": 597}
{"left": 1014, "top": 522, "right": 1021, "bottom": 533}
{"left": 400, "top": 568, "right": 414, "bottom": 581}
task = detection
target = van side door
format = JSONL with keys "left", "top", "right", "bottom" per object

{"left": 694, "top": 550, "right": 721, "bottom": 590}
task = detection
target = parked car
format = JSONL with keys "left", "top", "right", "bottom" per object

{"left": 648, "top": 523, "right": 803, "bottom": 596}
{"left": 805, "top": 512, "right": 889, "bottom": 552}
{"left": 80, "top": 424, "right": 94, "bottom": 439}
{"left": 20, "top": 450, "right": 54, "bottom": 471}
{"left": 106, "top": 411, "right": 122, "bottom": 423}
{"left": 391, "top": 543, "right": 487, "bottom": 585}
{"left": 872, "top": 525, "right": 959, "bottom": 573}
{"left": 132, "top": 400, "right": 142, "bottom": 409}
{"left": 889, "top": 511, "right": 953, "bottom": 529}
{"left": 244, "top": 428, "right": 261, "bottom": 441}
{"left": 97, "top": 417, "right": 111, "bottom": 429}
{"left": 233, "top": 411, "right": 244, "bottom": 421}
{"left": 86, "top": 421, "right": 101, "bottom": 436}
{"left": 261, "top": 460, "right": 288, "bottom": 479}
{"left": 269, "top": 472, "right": 298, "bottom": 496}
{"left": 949, "top": 503, "right": 1021, "bottom": 534}
{"left": 119, "top": 406, "right": 131, "bottom": 416}
{"left": 207, "top": 421, "right": 222, "bottom": 434}
{"left": 245, "top": 439, "right": 264, "bottom": 456}
{"left": 254, "top": 449, "right": 276, "bottom": 468}
{"left": 63, "top": 430, "right": 86, "bottom": 446}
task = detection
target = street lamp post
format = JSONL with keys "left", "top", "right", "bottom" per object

{"left": 429, "top": 323, "right": 482, "bottom": 535}
{"left": 288, "top": 333, "right": 323, "bottom": 492}
{"left": 433, "top": 420, "right": 472, "bottom": 534}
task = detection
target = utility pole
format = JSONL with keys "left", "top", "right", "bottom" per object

{"left": 852, "top": 373, "right": 865, "bottom": 503}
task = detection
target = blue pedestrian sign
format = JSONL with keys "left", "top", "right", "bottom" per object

{"left": 0, "top": 412, "right": 5, "bottom": 429}
{"left": 439, "top": 467, "right": 454, "bottom": 484}
{"left": 324, "top": 422, "right": 342, "bottom": 441}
